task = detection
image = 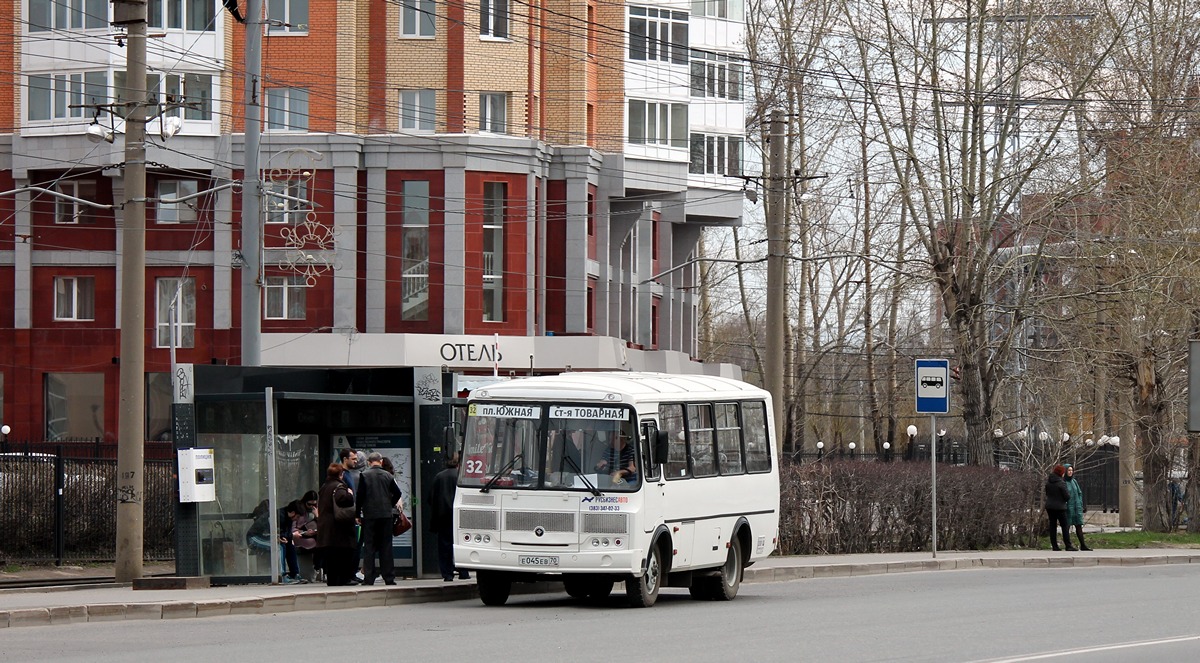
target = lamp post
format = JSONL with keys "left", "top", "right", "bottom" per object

{"left": 883, "top": 441, "right": 891, "bottom": 462}
{"left": 816, "top": 441, "right": 824, "bottom": 461}
{"left": 993, "top": 428, "right": 1003, "bottom": 466}
{"left": 906, "top": 425, "right": 917, "bottom": 461}
{"left": 937, "top": 429, "right": 946, "bottom": 464}
{"left": 848, "top": 441, "right": 856, "bottom": 461}
{"left": 0, "top": 424, "right": 9, "bottom": 450}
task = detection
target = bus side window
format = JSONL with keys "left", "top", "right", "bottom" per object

{"left": 715, "top": 402, "right": 744, "bottom": 474}
{"left": 689, "top": 403, "right": 716, "bottom": 477}
{"left": 743, "top": 401, "right": 772, "bottom": 472}
{"left": 658, "top": 403, "right": 689, "bottom": 479}
{"left": 640, "top": 422, "right": 661, "bottom": 481}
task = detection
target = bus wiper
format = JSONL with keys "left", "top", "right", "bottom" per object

{"left": 481, "top": 454, "right": 522, "bottom": 493}
{"left": 563, "top": 455, "right": 601, "bottom": 497}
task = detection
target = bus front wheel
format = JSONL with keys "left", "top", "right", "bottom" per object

{"left": 477, "top": 571, "right": 512, "bottom": 606}
{"left": 626, "top": 545, "right": 663, "bottom": 608}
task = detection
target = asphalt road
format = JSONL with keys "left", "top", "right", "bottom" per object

{"left": 4, "top": 565, "right": 1199, "bottom": 662}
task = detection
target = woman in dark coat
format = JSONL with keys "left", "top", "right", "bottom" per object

{"left": 316, "top": 462, "right": 359, "bottom": 585}
{"left": 1063, "top": 464, "right": 1092, "bottom": 551}
{"left": 1045, "top": 464, "right": 1074, "bottom": 551}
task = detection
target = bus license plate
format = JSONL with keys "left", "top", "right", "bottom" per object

{"left": 518, "top": 555, "right": 559, "bottom": 567}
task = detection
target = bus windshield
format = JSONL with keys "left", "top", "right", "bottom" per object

{"left": 459, "top": 402, "right": 640, "bottom": 492}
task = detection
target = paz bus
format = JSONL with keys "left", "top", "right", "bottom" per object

{"left": 453, "top": 372, "right": 780, "bottom": 607}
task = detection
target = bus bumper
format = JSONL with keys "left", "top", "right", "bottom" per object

{"left": 455, "top": 545, "right": 644, "bottom": 576}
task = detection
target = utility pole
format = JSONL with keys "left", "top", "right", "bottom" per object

{"left": 241, "top": 0, "right": 264, "bottom": 366}
{"left": 113, "top": 0, "right": 148, "bottom": 582}
{"left": 765, "top": 110, "right": 787, "bottom": 452}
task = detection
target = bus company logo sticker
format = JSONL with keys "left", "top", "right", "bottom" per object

{"left": 581, "top": 496, "right": 628, "bottom": 504}
{"left": 550, "top": 405, "right": 627, "bottom": 421}
{"left": 471, "top": 404, "right": 542, "bottom": 419}
{"left": 534, "top": 526, "right": 545, "bottom": 537}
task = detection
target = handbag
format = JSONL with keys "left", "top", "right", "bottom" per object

{"left": 393, "top": 510, "right": 412, "bottom": 536}
{"left": 333, "top": 485, "right": 356, "bottom": 523}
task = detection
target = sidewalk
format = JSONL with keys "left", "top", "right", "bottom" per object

{"left": 3, "top": 548, "right": 1199, "bottom": 629}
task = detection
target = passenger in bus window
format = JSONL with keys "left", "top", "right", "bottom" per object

{"left": 596, "top": 430, "right": 638, "bottom": 484}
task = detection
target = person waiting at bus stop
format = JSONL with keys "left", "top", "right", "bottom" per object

{"left": 595, "top": 429, "right": 638, "bottom": 485}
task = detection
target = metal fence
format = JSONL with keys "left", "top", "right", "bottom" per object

{"left": 788, "top": 443, "right": 1121, "bottom": 511}
{"left": 0, "top": 443, "right": 175, "bottom": 564}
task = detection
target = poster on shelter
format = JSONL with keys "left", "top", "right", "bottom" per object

{"left": 342, "top": 435, "right": 415, "bottom": 560}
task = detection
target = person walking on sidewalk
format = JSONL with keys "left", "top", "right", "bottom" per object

{"left": 1045, "top": 464, "right": 1074, "bottom": 551}
{"left": 356, "top": 452, "right": 403, "bottom": 585}
{"left": 1063, "top": 464, "right": 1092, "bottom": 551}
{"left": 429, "top": 453, "right": 469, "bottom": 581}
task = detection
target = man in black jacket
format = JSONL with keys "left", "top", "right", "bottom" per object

{"left": 1045, "top": 465, "right": 1074, "bottom": 551}
{"left": 356, "top": 452, "right": 404, "bottom": 585}
{"left": 429, "top": 453, "right": 469, "bottom": 581}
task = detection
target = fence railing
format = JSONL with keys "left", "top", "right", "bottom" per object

{"left": 0, "top": 444, "right": 175, "bottom": 564}
{"left": 1, "top": 437, "right": 175, "bottom": 460}
{"left": 787, "top": 444, "right": 1122, "bottom": 511}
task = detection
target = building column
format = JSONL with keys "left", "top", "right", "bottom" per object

{"left": 212, "top": 167, "right": 233, "bottom": 330}
{"left": 564, "top": 173, "right": 589, "bottom": 334}
{"left": 443, "top": 156, "right": 466, "bottom": 334}
{"left": 365, "top": 157, "right": 387, "bottom": 333}
{"left": 330, "top": 148, "right": 359, "bottom": 332}
{"left": 13, "top": 183, "right": 32, "bottom": 330}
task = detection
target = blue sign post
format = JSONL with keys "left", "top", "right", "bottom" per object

{"left": 915, "top": 358, "right": 950, "bottom": 558}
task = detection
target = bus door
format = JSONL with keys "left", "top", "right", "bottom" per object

{"left": 639, "top": 419, "right": 665, "bottom": 537}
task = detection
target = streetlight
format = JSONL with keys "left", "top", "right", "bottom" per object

{"left": 0, "top": 424, "right": 9, "bottom": 449}
{"left": 883, "top": 441, "right": 892, "bottom": 462}
{"left": 816, "top": 441, "right": 824, "bottom": 461}
{"left": 938, "top": 429, "right": 947, "bottom": 463}
{"left": 993, "top": 428, "right": 1003, "bottom": 466}
{"left": 906, "top": 425, "right": 917, "bottom": 461}
{"left": 848, "top": 441, "right": 856, "bottom": 461}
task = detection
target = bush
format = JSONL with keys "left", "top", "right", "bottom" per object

{"left": 779, "top": 461, "right": 1044, "bottom": 555}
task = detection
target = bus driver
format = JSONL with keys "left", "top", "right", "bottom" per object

{"left": 595, "top": 430, "right": 638, "bottom": 484}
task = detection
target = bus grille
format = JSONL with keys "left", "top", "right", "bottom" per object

{"left": 582, "top": 513, "right": 628, "bottom": 534}
{"left": 461, "top": 494, "right": 495, "bottom": 506}
{"left": 459, "top": 509, "right": 499, "bottom": 530}
{"left": 504, "top": 511, "right": 575, "bottom": 532}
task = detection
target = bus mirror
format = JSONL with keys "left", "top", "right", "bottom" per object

{"left": 654, "top": 431, "right": 670, "bottom": 466}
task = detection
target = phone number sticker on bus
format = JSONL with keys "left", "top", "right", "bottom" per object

{"left": 549, "top": 405, "right": 628, "bottom": 420}
{"left": 469, "top": 403, "right": 542, "bottom": 419}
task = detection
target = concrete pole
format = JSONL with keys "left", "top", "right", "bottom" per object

{"left": 1119, "top": 433, "right": 1135, "bottom": 527}
{"left": 765, "top": 110, "right": 787, "bottom": 451}
{"left": 240, "top": 0, "right": 263, "bottom": 366}
{"left": 115, "top": 0, "right": 148, "bottom": 583}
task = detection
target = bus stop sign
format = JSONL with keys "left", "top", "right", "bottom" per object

{"left": 915, "top": 359, "right": 950, "bottom": 414}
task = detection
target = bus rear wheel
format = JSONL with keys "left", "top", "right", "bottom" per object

{"left": 563, "top": 576, "right": 589, "bottom": 599}
{"left": 626, "top": 545, "right": 663, "bottom": 608}
{"left": 711, "top": 539, "right": 742, "bottom": 601}
{"left": 477, "top": 571, "right": 512, "bottom": 606}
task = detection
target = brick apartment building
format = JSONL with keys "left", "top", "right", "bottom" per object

{"left": 0, "top": 0, "right": 749, "bottom": 442}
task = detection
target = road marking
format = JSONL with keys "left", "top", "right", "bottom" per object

{"left": 977, "top": 635, "right": 1200, "bottom": 662}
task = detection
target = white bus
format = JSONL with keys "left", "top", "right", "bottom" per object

{"left": 453, "top": 371, "right": 780, "bottom": 607}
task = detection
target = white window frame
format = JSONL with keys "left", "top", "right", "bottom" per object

{"left": 54, "top": 181, "right": 97, "bottom": 225}
{"left": 482, "top": 181, "right": 505, "bottom": 322}
{"left": 264, "top": 179, "right": 312, "bottom": 225}
{"left": 29, "top": 0, "right": 108, "bottom": 31}
{"left": 264, "top": 275, "right": 307, "bottom": 320}
{"left": 54, "top": 276, "right": 96, "bottom": 321}
{"left": 156, "top": 277, "right": 196, "bottom": 349}
{"left": 480, "top": 0, "right": 508, "bottom": 38}
{"left": 627, "top": 100, "right": 687, "bottom": 147}
{"left": 146, "top": 0, "right": 217, "bottom": 30}
{"left": 27, "top": 71, "right": 107, "bottom": 123}
{"left": 400, "top": 89, "right": 436, "bottom": 132}
{"left": 479, "top": 93, "right": 507, "bottom": 134}
{"left": 267, "top": 0, "right": 309, "bottom": 32}
{"left": 690, "top": 132, "right": 743, "bottom": 176}
{"left": 265, "top": 87, "right": 309, "bottom": 132}
{"left": 401, "top": 0, "right": 435, "bottom": 37}
{"left": 156, "top": 180, "right": 199, "bottom": 224}
{"left": 628, "top": 6, "right": 688, "bottom": 64}
{"left": 690, "top": 51, "right": 742, "bottom": 101}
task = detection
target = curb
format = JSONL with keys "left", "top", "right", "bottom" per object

{"left": 5, "top": 555, "right": 1200, "bottom": 629}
